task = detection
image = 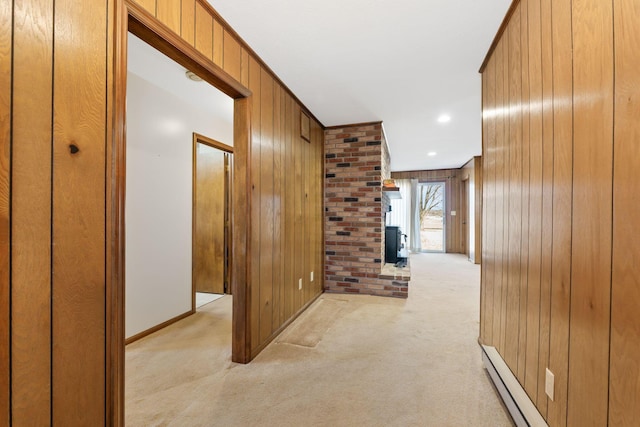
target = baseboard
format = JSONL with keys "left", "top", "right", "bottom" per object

{"left": 125, "top": 309, "right": 195, "bottom": 345}
{"left": 481, "top": 345, "right": 548, "bottom": 427}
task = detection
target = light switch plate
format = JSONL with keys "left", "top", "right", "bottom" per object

{"left": 545, "top": 368, "right": 555, "bottom": 401}
{"left": 299, "top": 278, "right": 302, "bottom": 290}
{"left": 310, "top": 271, "right": 314, "bottom": 282}
{"left": 451, "top": 210, "right": 457, "bottom": 216}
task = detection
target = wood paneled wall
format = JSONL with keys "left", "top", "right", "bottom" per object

{"left": 480, "top": 0, "right": 640, "bottom": 425}
{"left": 2, "top": 0, "right": 324, "bottom": 422}
{"left": 2, "top": 0, "right": 113, "bottom": 423}
{"left": 391, "top": 168, "right": 466, "bottom": 254}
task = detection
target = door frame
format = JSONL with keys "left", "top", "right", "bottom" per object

{"left": 109, "top": 1, "right": 253, "bottom": 424}
{"left": 192, "top": 133, "right": 234, "bottom": 308}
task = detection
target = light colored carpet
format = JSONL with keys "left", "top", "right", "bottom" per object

{"left": 126, "top": 253, "right": 513, "bottom": 426}
{"left": 195, "top": 292, "right": 224, "bottom": 308}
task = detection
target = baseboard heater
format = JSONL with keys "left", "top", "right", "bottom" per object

{"left": 481, "top": 345, "right": 548, "bottom": 427}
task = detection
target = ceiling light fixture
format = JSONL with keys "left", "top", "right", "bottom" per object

{"left": 185, "top": 70, "right": 203, "bottom": 82}
{"left": 437, "top": 114, "right": 451, "bottom": 123}
{"left": 428, "top": 152, "right": 437, "bottom": 157}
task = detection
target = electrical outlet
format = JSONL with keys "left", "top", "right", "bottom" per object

{"left": 545, "top": 368, "right": 555, "bottom": 401}
{"left": 299, "top": 278, "right": 302, "bottom": 290}
{"left": 310, "top": 271, "right": 314, "bottom": 282}
{"left": 451, "top": 210, "right": 457, "bottom": 216}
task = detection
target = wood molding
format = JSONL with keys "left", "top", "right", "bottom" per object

{"left": 479, "top": 0, "right": 521, "bottom": 73}
{"left": 193, "top": 132, "right": 234, "bottom": 153}
{"left": 124, "top": 310, "right": 195, "bottom": 345}
{"left": 106, "top": 1, "right": 128, "bottom": 425}
{"left": 126, "top": 0, "right": 251, "bottom": 99}
{"left": 109, "top": 3, "right": 254, "bottom": 424}
{"left": 232, "top": 97, "right": 252, "bottom": 363}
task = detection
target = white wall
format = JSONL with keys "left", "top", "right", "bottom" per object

{"left": 125, "top": 69, "right": 233, "bottom": 338}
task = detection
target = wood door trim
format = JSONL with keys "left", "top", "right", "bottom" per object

{"left": 126, "top": 0, "right": 250, "bottom": 99}
{"left": 110, "top": 3, "right": 253, "bottom": 425}
{"left": 194, "top": 132, "right": 234, "bottom": 153}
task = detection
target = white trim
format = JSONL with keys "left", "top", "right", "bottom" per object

{"left": 482, "top": 345, "right": 548, "bottom": 427}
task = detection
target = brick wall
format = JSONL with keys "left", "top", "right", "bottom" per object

{"left": 324, "top": 123, "right": 409, "bottom": 298}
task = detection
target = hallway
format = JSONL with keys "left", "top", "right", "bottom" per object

{"left": 126, "top": 254, "right": 512, "bottom": 426}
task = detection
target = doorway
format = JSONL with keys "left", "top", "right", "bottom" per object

{"left": 418, "top": 182, "right": 445, "bottom": 252}
{"left": 193, "top": 133, "right": 233, "bottom": 310}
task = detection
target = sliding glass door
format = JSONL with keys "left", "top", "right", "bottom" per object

{"left": 418, "top": 182, "right": 445, "bottom": 252}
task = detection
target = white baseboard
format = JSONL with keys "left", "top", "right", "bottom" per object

{"left": 482, "top": 345, "right": 548, "bottom": 427}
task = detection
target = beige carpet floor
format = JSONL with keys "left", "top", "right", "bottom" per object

{"left": 126, "top": 253, "right": 513, "bottom": 426}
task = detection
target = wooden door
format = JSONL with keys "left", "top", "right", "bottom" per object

{"left": 193, "top": 141, "right": 226, "bottom": 294}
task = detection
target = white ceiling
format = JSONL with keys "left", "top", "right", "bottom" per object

{"left": 208, "top": 0, "right": 510, "bottom": 171}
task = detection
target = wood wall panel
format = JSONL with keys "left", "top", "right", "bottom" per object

{"left": 212, "top": 19, "right": 224, "bottom": 67}
{"left": 294, "top": 103, "right": 303, "bottom": 312}
{"left": 610, "top": 1, "right": 640, "bottom": 425}
{"left": 181, "top": 0, "right": 195, "bottom": 46}
{"left": 258, "top": 70, "right": 274, "bottom": 343}
{"left": 524, "top": 0, "right": 543, "bottom": 404}
{"left": 52, "top": 0, "right": 108, "bottom": 422}
{"left": 135, "top": 0, "right": 156, "bottom": 15}
{"left": 481, "top": 59, "right": 496, "bottom": 344}
{"left": 0, "top": 0, "right": 10, "bottom": 422}
{"left": 286, "top": 94, "right": 296, "bottom": 320}
{"left": 248, "top": 56, "right": 261, "bottom": 351}
{"left": 156, "top": 0, "right": 180, "bottom": 34}
{"left": 567, "top": 0, "right": 614, "bottom": 425}
{"left": 505, "top": 9, "right": 522, "bottom": 373}
{"left": 223, "top": 30, "right": 242, "bottom": 82}
{"left": 240, "top": 48, "right": 249, "bottom": 87}
{"left": 11, "top": 0, "right": 53, "bottom": 423}
{"left": 536, "top": 0, "right": 553, "bottom": 416}
{"left": 303, "top": 118, "right": 310, "bottom": 303}
{"left": 494, "top": 39, "right": 507, "bottom": 354}
{"left": 272, "top": 83, "right": 283, "bottom": 329}
{"left": 546, "top": 0, "right": 573, "bottom": 424}
{"left": 517, "top": 0, "right": 530, "bottom": 383}
{"left": 194, "top": 2, "right": 213, "bottom": 61}
{"left": 482, "top": 0, "right": 638, "bottom": 424}
{"left": 313, "top": 120, "right": 323, "bottom": 295}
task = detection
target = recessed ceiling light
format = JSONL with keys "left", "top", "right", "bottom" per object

{"left": 185, "top": 70, "right": 203, "bottom": 82}
{"left": 437, "top": 114, "right": 451, "bottom": 123}
{"left": 428, "top": 152, "right": 437, "bottom": 157}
